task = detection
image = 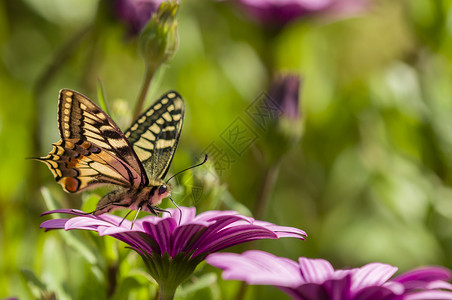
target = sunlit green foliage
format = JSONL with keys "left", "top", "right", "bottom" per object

{"left": 2, "top": 0, "right": 452, "bottom": 299}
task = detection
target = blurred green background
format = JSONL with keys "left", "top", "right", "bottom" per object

{"left": 2, "top": 0, "right": 452, "bottom": 299}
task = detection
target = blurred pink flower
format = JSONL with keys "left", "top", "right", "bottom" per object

{"left": 115, "top": 0, "right": 165, "bottom": 34}
{"left": 207, "top": 250, "right": 452, "bottom": 300}
{"left": 224, "top": 0, "right": 370, "bottom": 27}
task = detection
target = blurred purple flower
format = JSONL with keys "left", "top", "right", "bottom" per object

{"left": 269, "top": 73, "right": 301, "bottom": 120}
{"left": 225, "top": 0, "right": 370, "bottom": 27}
{"left": 115, "top": 0, "right": 164, "bottom": 34}
{"left": 207, "top": 250, "right": 452, "bottom": 300}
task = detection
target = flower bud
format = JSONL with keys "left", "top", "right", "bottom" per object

{"left": 139, "top": 1, "right": 179, "bottom": 70}
{"left": 260, "top": 73, "right": 303, "bottom": 163}
{"left": 115, "top": 0, "right": 164, "bottom": 35}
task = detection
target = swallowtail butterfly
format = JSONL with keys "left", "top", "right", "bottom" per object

{"left": 36, "top": 89, "right": 184, "bottom": 216}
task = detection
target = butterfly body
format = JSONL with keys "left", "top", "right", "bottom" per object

{"left": 93, "top": 182, "right": 170, "bottom": 215}
{"left": 36, "top": 89, "right": 184, "bottom": 216}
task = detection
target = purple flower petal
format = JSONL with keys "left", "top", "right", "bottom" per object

{"left": 298, "top": 257, "right": 335, "bottom": 283}
{"left": 253, "top": 221, "right": 307, "bottom": 238}
{"left": 142, "top": 218, "right": 177, "bottom": 254}
{"left": 350, "top": 263, "right": 398, "bottom": 292}
{"left": 170, "top": 224, "right": 208, "bottom": 257}
{"left": 207, "top": 250, "right": 303, "bottom": 287}
{"left": 405, "top": 290, "right": 452, "bottom": 300}
{"left": 174, "top": 206, "right": 197, "bottom": 224}
{"left": 195, "top": 225, "right": 279, "bottom": 256}
{"left": 41, "top": 206, "right": 305, "bottom": 263}
{"left": 393, "top": 266, "right": 452, "bottom": 288}
{"left": 40, "top": 206, "right": 306, "bottom": 294}
{"left": 65, "top": 216, "right": 116, "bottom": 231}
{"left": 40, "top": 218, "right": 70, "bottom": 231}
{"left": 40, "top": 208, "right": 84, "bottom": 217}
{"left": 209, "top": 252, "right": 452, "bottom": 300}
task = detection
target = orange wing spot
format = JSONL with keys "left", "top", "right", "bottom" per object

{"left": 65, "top": 141, "right": 75, "bottom": 149}
{"left": 66, "top": 157, "right": 81, "bottom": 168}
{"left": 81, "top": 141, "right": 91, "bottom": 149}
{"left": 62, "top": 177, "right": 80, "bottom": 193}
{"left": 66, "top": 161, "right": 78, "bottom": 168}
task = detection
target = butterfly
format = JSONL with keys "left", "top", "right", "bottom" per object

{"left": 35, "top": 89, "right": 184, "bottom": 217}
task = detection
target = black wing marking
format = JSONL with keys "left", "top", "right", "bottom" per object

{"left": 124, "top": 91, "right": 184, "bottom": 179}
{"left": 57, "top": 89, "right": 148, "bottom": 187}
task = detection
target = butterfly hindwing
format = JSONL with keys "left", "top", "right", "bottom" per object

{"left": 124, "top": 91, "right": 184, "bottom": 179}
{"left": 38, "top": 139, "right": 142, "bottom": 192}
{"left": 57, "top": 89, "right": 148, "bottom": 186}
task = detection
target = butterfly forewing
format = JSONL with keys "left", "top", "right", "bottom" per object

{"left": 58, "top": 89, "right": 148, "bottom": 186}
{"left": 124, "top": 91, "right": 184, "bottom": 179}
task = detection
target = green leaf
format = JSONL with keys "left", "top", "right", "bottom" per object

{"left": 97, "top": 78, "right": 110, "bottom": 116}
{"left": 176, "top": 273, "right": 219, "bottom": 298}
{"left": 20, "top": 269, "right": 48, "bottom": 299}
{"left": 40, "top": 188, "right": 105, "bottom": 283}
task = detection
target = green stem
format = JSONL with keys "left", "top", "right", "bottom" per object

{"left": 133, "top": 64, "right": 158, "bottom": 120}
{"left": 157, "top": 281, "right": 177, "bottom": 300}
{"left": 235, "top": 162, "right": 281, "bottom": 300}
{"left": 235, "top": 281, "right": 249, "bottom": 300}
{"left": 138, "top": 252, "right": 203, "bottom": 300}
{"left": 252, "top": 162, "right": 281, "bottom": 221}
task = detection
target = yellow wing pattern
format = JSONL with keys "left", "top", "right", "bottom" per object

{"left": 124, "top": 91, "right": 184, "bottom": 179}
{"left": 57, "top": 89, "right": 147, "bottom": 185}
{"left": 37, "top": 139, "right": 142, "bottom": 192}
{"left": 36, "top": 89, "right": 184, "bottom": 196}
{"left": 36, "top": 89, "right": 147, "bottom": 192}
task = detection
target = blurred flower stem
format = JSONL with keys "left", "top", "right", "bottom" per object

{"left": 133, "top": 64, "right": 157, "bottom": 119}
{"left": 253, "top": 162, "right": 281, "bottom": 221}
{"left": 238, "top": 73, "right": 301, "bottom": 300}
{"left": 253, "top": 74, "right": 302, "bottom": 220}
{"left": 134, "top": 1, "right": 179, "bottom": 119}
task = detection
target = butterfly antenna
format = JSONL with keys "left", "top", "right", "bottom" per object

{"left": 169, "top": 196, "right": 182, "bottom": 225}
{"left": 166, "top": 154, "right": 208, "bottom": 184}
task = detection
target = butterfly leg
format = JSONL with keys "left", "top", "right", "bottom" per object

{"left": 118, "top": 209, "right": 134, "bottom": 227}
{"left": 70, "top": 209, "right": 92, "bottom": 215}
{"left": 150, "top": 205, "right": 181, "bottom": 225}
{"left": 152, "top": 206, "right": 172, "bottom": 217}
{"left": 146, "top": 204, "right": 158, "bottom": 215}
{"left": 130, "top": 206, "right": 142, "bottom": 229}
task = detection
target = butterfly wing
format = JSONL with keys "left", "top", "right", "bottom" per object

{"left": 58, "top": 89, "right": 148, "bottom": 185}
{"left": 124, "top": 91, "right": 184, "bottom": 179}
{"left": 37, "top": 139, "right": 142, "bottom": 192}
{"left": 37, "top": 89, "right": 148, "bottom": 192}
